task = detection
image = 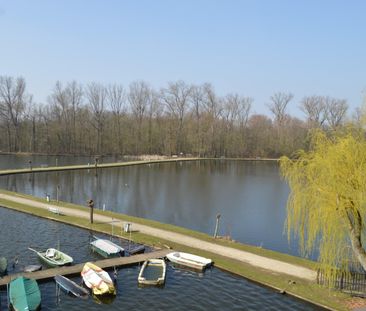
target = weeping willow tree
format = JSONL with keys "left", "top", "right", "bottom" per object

{"left": 280, "top": 129, "right": 366, "bottom": 273}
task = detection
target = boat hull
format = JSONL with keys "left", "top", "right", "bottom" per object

{"left": 81, "top": 262, "right": 116, "bottom": 296}
{"left": 138, "top": 259, "right": 166, "bottom": 286}
{"left": 55, "top": 275, "right": 89, "bottom": 299}
{"left": 90, "top": 239, "right": 124, "bottom": 258}
{"left": 9, "top": 277, "right": 41, "bottom": 311}
{"left": 166, "top": 252, "right": 212, "bottom": 271}
{"left": 23, "top": 265, "right": 42, "bottom": 273}
{"left": 36, "top": 248, "right": 73, "bottom": 267}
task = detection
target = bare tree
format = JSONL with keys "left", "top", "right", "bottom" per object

{"left": 268, "top": 92, "right": 293, "bottom": 126}
{"left": 86, "top": 83, "right": 107, "bottom": 154}
{"left": 66, "top": 81, "right": 83, "bottom": 153}
{"left": 48, "top": 81, "right": 71, "bottom": 152}
{"left": 107, "top": 84, "right": 126, "bottom": 154}
{"left": 325, "top": 97, "right": 348, "bottom": 129}
{"left": 0, "top": 76, "right": 31, "bottom": 151}
{"left": 300, "top": 95, "right": 327, "bottom": 128}
{"left": 161, "top": 81, "right": 192, "bottom": 153}
{"left": 128, "top": 81, "right": 151, "bottom": 154}
{"left": 202, "top": 83, "right": 223, "bottom": 156}
{"left": 190, "top": 85, "right": 205, "bottom": 156}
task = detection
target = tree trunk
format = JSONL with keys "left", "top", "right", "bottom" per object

{"left": 346, "top": 208, "right": 366, "bottom": 270}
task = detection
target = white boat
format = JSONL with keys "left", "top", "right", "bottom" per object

{"left": 166, "top": 252, "right": 212, "bottom": 271}
{"left": 90, "top": 237, "right": 124, "bottom": 258}
{"left": 138, "top": 259, "right": 166, "bottom": 286}
{"left": 81, "top": 262, "right": 116, "bottom": 296}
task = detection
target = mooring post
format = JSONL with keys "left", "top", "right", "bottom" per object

{"left": 214, "top": 213, "right": 221, "bottom": 238}
{"left": 88, "top": 199, "right": 94, "bottom": 223}
{"left": 29, "top": 160, "right": 32, "bottom": 171}
{"left": 56, "top": 185, "right": 60, "bottom": 202}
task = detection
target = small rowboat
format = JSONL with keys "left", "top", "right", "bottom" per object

{"left": 138, "top": 259, "right": 166, "bottom": 286}
{"left": 81, "top": 262, "right": 116, "bottom": 296}
{"left": 55, "top": 275, "right": 89, "bottom": 299}
{"left": 9, "top": 276, "right": 41, "bottom": 311}
{"left": 0, "top": 257, "right": 7, "bottom": 276}
{"left": 28, "top": 247, "right": 73, "bottom": 267}
{"left": 128, "top": 245, "right": 145, "bottom": 255}
{"left": 90, "top": 237, "right": 124, "bottom": 258}
{"left": 23, "top": 264, "right": 42, "bottom": 273}
{"left": 166, "top": 252, "right": 212, "bottom": 271}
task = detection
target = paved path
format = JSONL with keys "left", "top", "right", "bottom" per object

{"left": 0, "top": 193, "right": 317, "bottom": 281}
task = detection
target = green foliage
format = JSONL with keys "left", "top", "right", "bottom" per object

{"left": 280, "top": 129, "right": 366, "bottom": 273}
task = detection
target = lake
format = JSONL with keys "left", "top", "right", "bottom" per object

{"left": 0, "top": 156, "right": 298, "bottom": 256}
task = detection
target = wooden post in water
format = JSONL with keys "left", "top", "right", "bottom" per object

{"left": 214, "top": 213, "right": 221, "bottom": 238}
{"left": 56, "top": 185, "right": 60, "bottom": 202}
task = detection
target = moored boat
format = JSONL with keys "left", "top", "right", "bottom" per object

{"left": 55, "top": 275, "right": 89, "bottom": 299}
{"left": 23, "top": 264, "right": 42, "bottom": 273}
{"left": 166, "top": 252, "right": 212, "bottom": 271}
{"left": 28, "top": 247, "right": 73, "bottom": 267}
{"left": 90, "top": 237, "right": 124, "bottom": 258}
{"left": 138, "top": 259, "right": 166, "bottom": 286}
{"left": 0, "top": 257, "right": 7, "bottom": 276}
{"left": 9, "top": 276, "right": 41, "bottom": 311}
{"left": 81, "top": 262, "right": 116, "bottom": 296}
{"left": 128, "top": 245, "right": 145, "bottom": 255}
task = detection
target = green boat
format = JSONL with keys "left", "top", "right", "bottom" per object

{"left": 0, "top": 257, "right": 7, "bottom": 276}
{"left": 28, "top": 247, "right": 73, "bottom": 267}
{"left": 9, "top": 276, "right": 41, "bottom": 311}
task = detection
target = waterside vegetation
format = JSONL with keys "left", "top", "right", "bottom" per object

{"left": 0, "top": 75, "right": 353, "bottom": 158}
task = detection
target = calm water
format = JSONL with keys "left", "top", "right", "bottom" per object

{"left": 0, "top": 158, "right": 299, "bottom": 256}
{"left": 0, "top": 208, "right": 321, "bottom": 310}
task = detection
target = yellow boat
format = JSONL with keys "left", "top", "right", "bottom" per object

{"left": 81, "top": 262, "right": 116, "bottom": 296}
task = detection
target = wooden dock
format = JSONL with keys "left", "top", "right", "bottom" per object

{"left": 0, "top": 249, "right": 171, "bottom": 287}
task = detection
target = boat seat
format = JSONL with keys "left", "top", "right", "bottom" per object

{"left": 46, "top": 249, "right": 56, "bottom": 258}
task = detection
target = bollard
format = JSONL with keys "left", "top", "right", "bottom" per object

{"left": 88, "top": 199, "right": 94, "bottom": 223}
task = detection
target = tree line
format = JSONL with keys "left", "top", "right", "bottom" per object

{"left": 0, "top": 75, "right": 355, "bottom": 157}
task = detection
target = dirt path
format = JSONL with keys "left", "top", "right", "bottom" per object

{"left": 0, "top": 193, "right": 317, "bottom": 281}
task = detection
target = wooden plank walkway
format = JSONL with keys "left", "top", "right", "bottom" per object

{"left": 0, "top": 249, "right": 171, "bottom": 287}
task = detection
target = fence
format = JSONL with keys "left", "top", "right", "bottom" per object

{"left": 317, "top": 268, "right": 366, "bottom": 296}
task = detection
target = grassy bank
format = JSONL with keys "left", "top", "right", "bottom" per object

{"left": 0, "top": 189, "right": 352, "bottom": 310}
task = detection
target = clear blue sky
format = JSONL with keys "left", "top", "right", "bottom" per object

{"left": 0, "top": 0, "right": 365, "bottom": 117}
